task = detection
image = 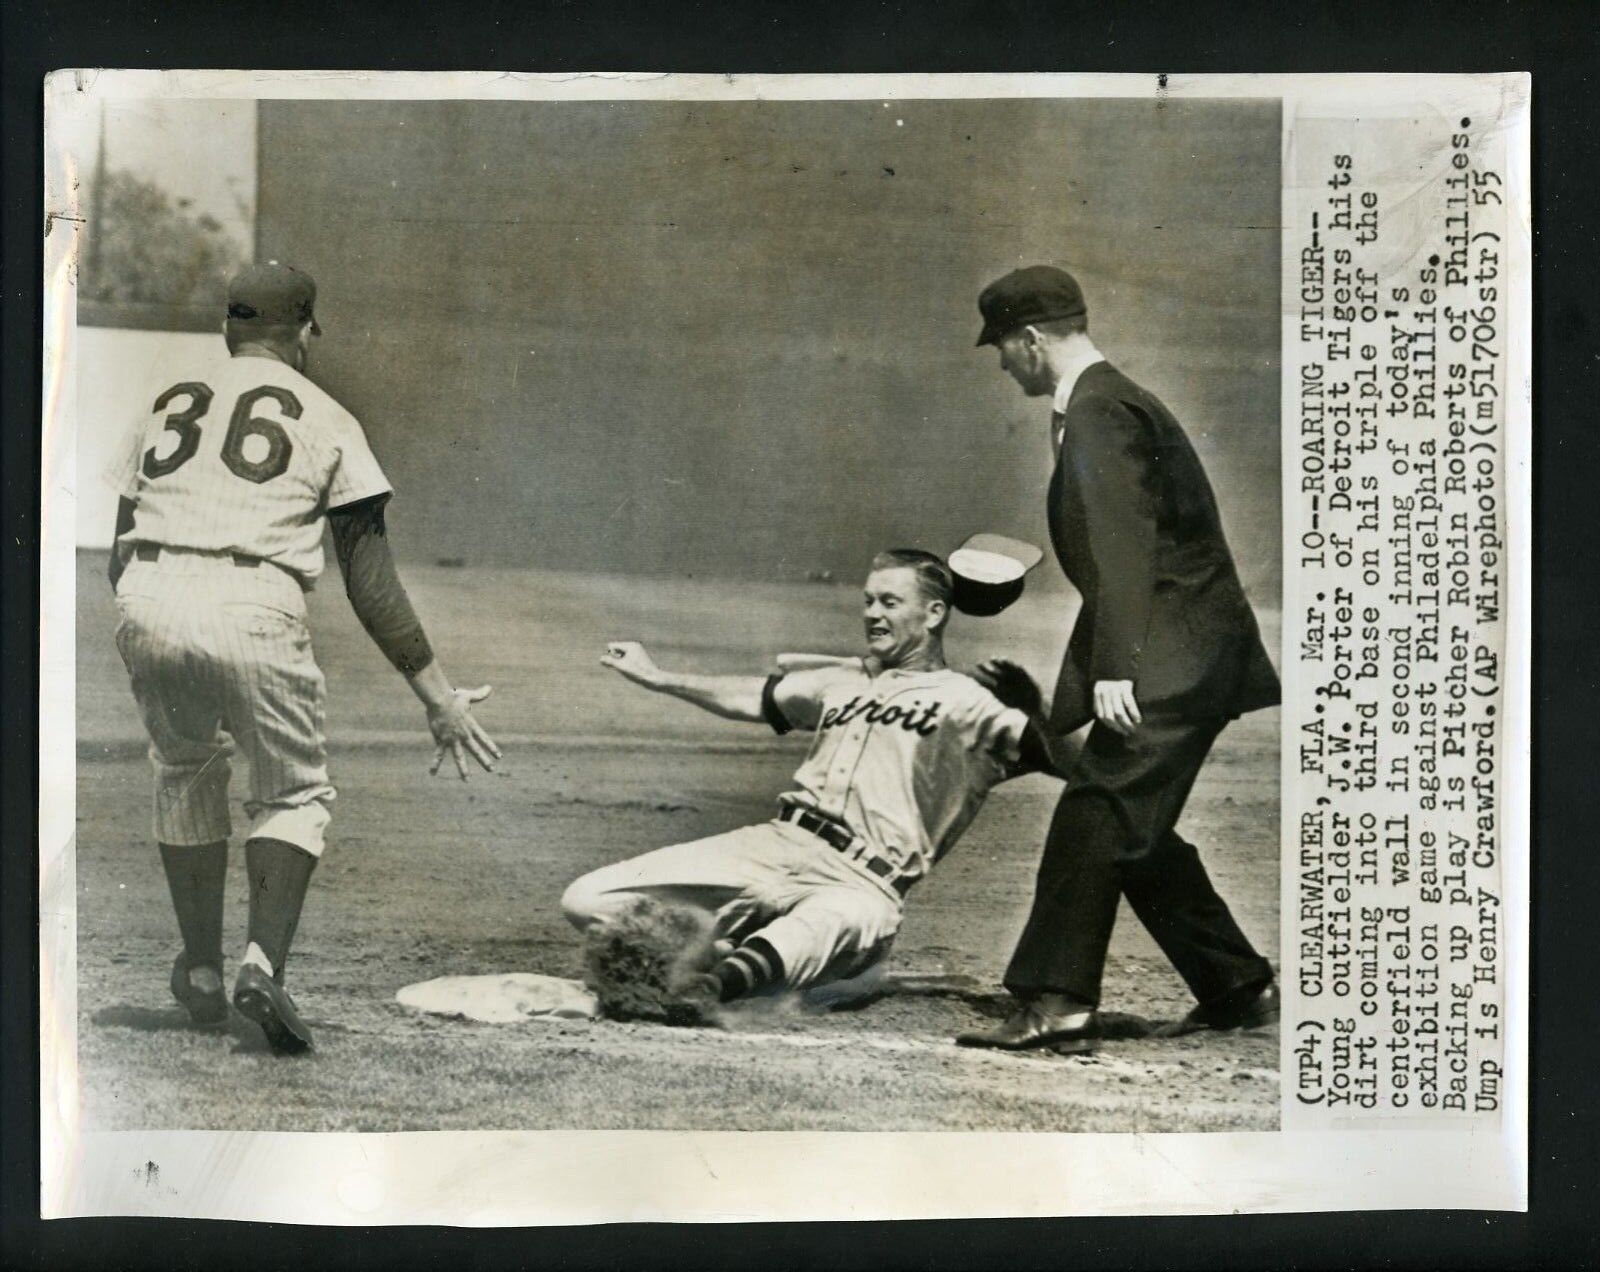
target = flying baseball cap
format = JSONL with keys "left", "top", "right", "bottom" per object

{"left": 949, "top": 532, "right": 1045, "bottom": 616}
{"left": 975, "top": 265, "right": 1086, "bottom": 346}
{"left": 226, "top": 260, "right": 322, "bottom": 334}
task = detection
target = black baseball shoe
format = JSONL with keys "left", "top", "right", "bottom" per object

{"left": 169, "top": 952, "right": 228, "bottom": 1027}
{"left": 233, "top": 963, "right": 314, "bottom": 1055}
{"left": 1158, "top": 981, "right": 1280, "bottom": 1038}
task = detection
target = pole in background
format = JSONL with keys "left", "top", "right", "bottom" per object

{"left": 85, "top": 101, "right": 108, "bottom": 299}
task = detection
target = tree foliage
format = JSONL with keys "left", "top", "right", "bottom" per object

{"left": 83, "top": 169, "right": 244, "bottom": 310}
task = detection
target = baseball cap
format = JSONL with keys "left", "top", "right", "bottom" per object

{"left": 975, "top": 265, "right": 1086, "bottom": 346}
{"left": 227, "top": 261, "right": 322, "bottom": 334}
{"left": 949, "top": 532, "right": 1045, "bottom": 616}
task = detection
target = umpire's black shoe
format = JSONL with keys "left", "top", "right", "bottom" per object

{"left": 170, "top": 953, "right": 228, "bottom": 1027}
{"left": 955, "top": 995, "right": 1099, "bottom": 1054}
{"left": 1158, "top": 980, "right": 1280, "bottom": 1038}
{"left": 233, "top": 964, "right": 314, "bottom": 1055}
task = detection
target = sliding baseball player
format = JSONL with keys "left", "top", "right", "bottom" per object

{"left": 561, "top": 548, "right": 1068, "bottom": 1016}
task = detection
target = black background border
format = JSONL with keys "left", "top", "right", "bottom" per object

{"left": 3, "top": 2, "right": 1593, "bottom": 1268}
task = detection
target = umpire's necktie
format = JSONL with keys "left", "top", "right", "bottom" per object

{"left": 1051, "top": 410, "right": 1066, "bottom": 452}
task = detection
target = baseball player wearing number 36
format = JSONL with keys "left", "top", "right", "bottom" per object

{"left": 562, "top": 550, "right": 1071, "bottom": 1016}
{"left": 106, "top": 262, "right": 500, "bottom": 1054}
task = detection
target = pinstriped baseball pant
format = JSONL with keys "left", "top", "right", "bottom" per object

{"left": 113, "top": 550, "right": 335, "bottom": 856}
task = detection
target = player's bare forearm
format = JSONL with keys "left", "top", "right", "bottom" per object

{"left": 406, "top": 660, "right": 457, "bottom": 711}
{"left": 601, "top": 642, "right": 766, "bottom": 722}
{"left": 652, "top": 671, "right": 768, "bottom": 722}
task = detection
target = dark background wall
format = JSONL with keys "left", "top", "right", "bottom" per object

{"left": 258, "top": 97, "right": 1281, "bottom": 596}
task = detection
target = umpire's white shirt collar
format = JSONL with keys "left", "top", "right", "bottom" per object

{"left": 1051, "top": 340, "right": 1106, "bottom": 415}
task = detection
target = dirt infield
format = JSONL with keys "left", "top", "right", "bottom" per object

{"left": 74, "top": 555, "right": 1280, "bottom": 1132}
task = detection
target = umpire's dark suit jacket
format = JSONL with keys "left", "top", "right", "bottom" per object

{"left": 1004, "top": 359, "right": 1278, "bottom": 1005}
{"left": 1046, "top": 361, "right": 1279, "bottom": 734}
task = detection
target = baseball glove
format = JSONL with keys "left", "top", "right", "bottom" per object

{"left": 581, "top": 896, "right": 722, "bottom": 1027}
{"left": 971, "top": 657, "right": 1045, "bottom": 716}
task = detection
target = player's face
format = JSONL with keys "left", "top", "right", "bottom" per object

{"left": 997, "top": 328, "right": 1051, "bottom": 397}
{"left": 863, "top": 568, "right": 942, "bottom": 666}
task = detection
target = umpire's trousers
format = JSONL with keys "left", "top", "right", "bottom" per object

{"left": 1002, "top": 714, "right": 1272, "bottom": 1008}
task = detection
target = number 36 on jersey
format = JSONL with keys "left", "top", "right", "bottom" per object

{"left": 144, "top": 382, "right": 299, "bottom": 484}
{"left": 112, "top": 353, "right": 393, "bottom": 584}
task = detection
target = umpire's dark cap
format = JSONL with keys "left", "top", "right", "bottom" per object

{"left": 227, "top": 261, "right": 321, "bottom": 335}
{"left": 975, "top": 265, "right": 1086, "bottom": 346}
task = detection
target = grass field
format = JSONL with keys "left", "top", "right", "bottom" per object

{"left": 74, "top": 552, "right": 1281, "bottom": 1132}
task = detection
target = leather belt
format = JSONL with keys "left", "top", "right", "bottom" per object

{"left": 136, "top": 542, "right": 263, "bottom": 569}
{"left": 777, "top": 804, "right": 913, "bottom": 897}
{"left": 133, "top": 543, "right": 302, "bottom": 587}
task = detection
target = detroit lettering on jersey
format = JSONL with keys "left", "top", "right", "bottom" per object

{"left": 780, "top": 666, "right": 1029, "bottom": 886}
{"left": 817, "top": 695, "right": 941, "bottom": 736}
{"left": 108, "top": 352, "right": 392, "bottom": 584}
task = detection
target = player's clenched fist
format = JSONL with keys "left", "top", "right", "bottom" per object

{"left": 601, "top": 641, "right": 664, "bottom": 689}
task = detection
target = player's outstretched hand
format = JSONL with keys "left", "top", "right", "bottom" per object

{"left": 601, "top": 641, "right": 663, "bottom": 689}
{"left": 972, "top": 658, "right": 1044, "bottom": 717}
{"left": 428, "top": 684, "right": 501, "bottom": 780}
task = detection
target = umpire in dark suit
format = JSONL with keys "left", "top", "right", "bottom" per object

{"left": 958, "top": 266, "right": 1280, "bottom": 1052}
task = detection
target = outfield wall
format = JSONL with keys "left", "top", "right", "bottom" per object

{"left": 112, "top": 98, "right": 1279, "bottom": 595}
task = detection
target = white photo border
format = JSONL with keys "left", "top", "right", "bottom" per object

{"left": 41, "top": 70, "right": 1530, "bottom": 1222}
